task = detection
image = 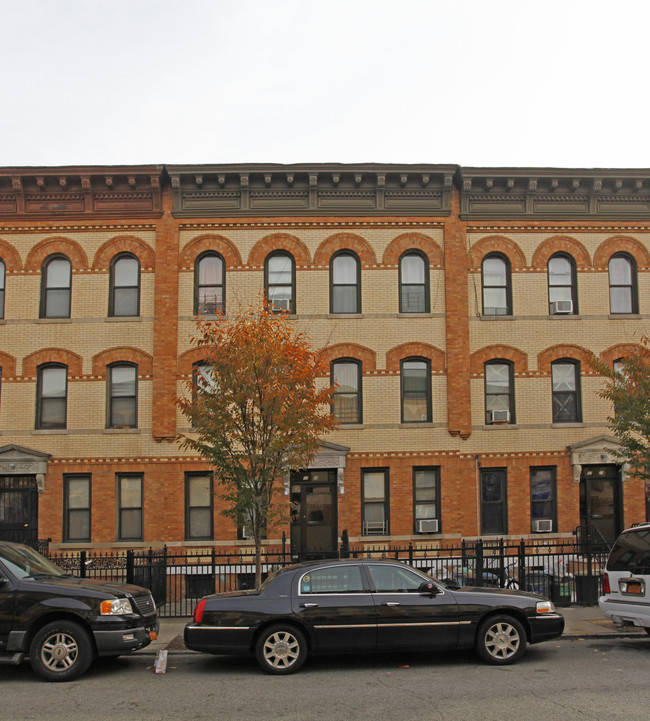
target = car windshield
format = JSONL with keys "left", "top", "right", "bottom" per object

{"left": 0, "top": 545, "right": 66, "bottom": 580}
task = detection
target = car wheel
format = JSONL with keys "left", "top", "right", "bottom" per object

{"left": 29, "top": 620, "right": 93, "bottom": 682}
{"left": 255, "top": 625, "right": 307, "bottom": 675}
{"left": 476, "top": 615, "right": 527, "bottom": 665}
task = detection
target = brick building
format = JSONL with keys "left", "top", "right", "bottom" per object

{"left": 0, "top": 163, "right": 648, "bottom": 557}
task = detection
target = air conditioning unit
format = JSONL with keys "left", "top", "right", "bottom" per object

{"left": 416, "top": 519, "right": 439, "bottom": 533}
{"left": 550, "top": 300, "right": 573, "bottom": 314}
{"left": 489, "top": 409, "right": 510, "bottom": 424}
{"left": 272, "top": 298, "right": 291, "bottom": 311}
{"left": 533, "top": 519, "right": 553, "bottom": 533}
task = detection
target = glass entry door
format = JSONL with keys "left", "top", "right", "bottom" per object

{"left": 579, "top": 465, "right": 622, "bottom": 545}
{"left": 290, "top": 470, "right": 338, "bottom": 561}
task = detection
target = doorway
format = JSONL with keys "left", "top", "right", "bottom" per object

{"left": 579, "top": 464, "right": 622, "bottom": 544}
{"left": 290, "top": 469, "right": 338, "bottom": 561}
{"left": 0, "top": 475, "right": 38, "bottom": 546}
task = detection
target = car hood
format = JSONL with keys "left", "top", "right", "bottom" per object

{"left": 19, "top": 575, "right": 150, "bottom": 599}
{"left": 448, "top": 585, "right": 546, "bottom": 602}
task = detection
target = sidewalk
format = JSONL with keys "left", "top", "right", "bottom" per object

{"left": 138, "top": 605, "right": 647, "bottom": 655}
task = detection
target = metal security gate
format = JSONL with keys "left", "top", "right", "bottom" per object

{"left": 0, "top": 475, "right": 38, "bottom": 547}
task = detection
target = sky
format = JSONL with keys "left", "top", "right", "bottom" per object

{"left": 2, "top": 0, "right": 649, "bottom": 169}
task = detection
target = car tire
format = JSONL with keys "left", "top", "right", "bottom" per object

{"left": 475, "top": 614, "right": 527, "bottom": 665}
{"left": 255, "top": 624, "right": 307, "bottom": 675}
{"left": 29, "top": 620, "right": 94, "bottom": 682}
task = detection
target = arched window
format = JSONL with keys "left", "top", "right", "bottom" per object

{"left": 331, "top": 359, "right": 362, "bottom": 423}
{"left": 107, "top": 363, "right": 138, "bottom": 428}
{"left": 401, "top": 358, "right": 431, "bottom": 422}
{"left": 36, "top": 364, "right": 68, "bottom": 429}
{"left": 194, "top": 252, "right": 225, "bottom": 315}
{"left": 0, "top": 258, "right": 5, "bottom": 319}
{"left": 482, "top": 254, "right": 511, "bottom": 316}
{"left": 609, "top": 253, "right": 638, "bottom": 314}
{"left": 399, "top": 251, "right": 429, "bottom": 313}
{"left": 548, "top": 253, "right": 577, "bottom": 314}
{"left": 40, "top": 255, "right": 71, "bottom": 318}
{"left": 484, "top": 360, "right": 515, "bottom": 424}
{"left": 109, "top": 253, "right": 140, "bottom": 317}
{"left": 330, "top": 251, "right": 360, "bottom": 314}
{"left": 551, "top": 359, "right": 581, "bottom": 423}
{"left": 265, "top": 251, "right": 295, "bottom": 313}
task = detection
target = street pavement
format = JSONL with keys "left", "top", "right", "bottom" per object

{"left": 140, "top": 604, "right": 647, "bottom": 656}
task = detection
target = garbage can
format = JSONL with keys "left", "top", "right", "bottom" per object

{"left": 574, "top": 575, "right": 599, "bottom": 605}
{"left": 551, "top": 575, "right": 572, "bottom": 607}
{"left": 524, "top": 571, "right": 551, "bottom": 598}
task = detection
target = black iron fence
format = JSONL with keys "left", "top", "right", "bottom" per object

{"left": 44, "top": 531, "right": 611, "bottom": 617}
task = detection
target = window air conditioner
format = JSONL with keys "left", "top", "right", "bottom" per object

{"left": 489, "top": 409, "right": 510, "bottom": 424}
{"left": 533, "top": 519, "right": 553, "bottom": 533}
{"left": 550, "top": 300, "right": 573, "bottom": 314}
{"left": 416, "top": 519, "right": 439, "bottom": 533}
{"left": 272, "top": 298, "right": 291, "bottom": 311}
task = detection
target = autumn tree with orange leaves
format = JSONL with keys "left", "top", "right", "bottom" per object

{"left": 178, "top": 302, "right": 338, "bottom": 587}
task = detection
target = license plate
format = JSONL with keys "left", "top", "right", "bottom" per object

{"left": 622, "top": 581, "right": 643, "bottom": 595}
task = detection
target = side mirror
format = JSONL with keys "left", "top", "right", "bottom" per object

{"left": 419, "top": 581, "right": 438, "bottom": 595}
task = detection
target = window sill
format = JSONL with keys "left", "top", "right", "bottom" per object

{"left": 32, "top": 429, "right": 69, "bottom": 435}
{"left": 399, "top": 422, "right": 434, "bottom": 428}
{"left": 35, "top": 318, "right": 73, "bottom": 324}
{"left": 608, "top": 313, "right": 641, "bottom": 319}
{"left": 338, "top": 424, "right": 364, "bottom": 429}
{"left": 547, "top": 314, "right": 581, "bottom": 319}
{"left": 103, "top": 428, "right": 141, "bottom": 434}
{"left": 551, "top": 422, "right": 585, "bottom": 428}
{"left": 326, "top": 313, "right": 364, "bottom": 319}
{"left": 479, "top": 314, "right": 515, "bottom": 321}
{"left": 105, "top": 316, "right": 142, "bottom": 322}
{"left": 482, "top": 424, "right": 520, "bottom": 430}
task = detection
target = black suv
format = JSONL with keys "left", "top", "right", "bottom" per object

{"left": 0, "top": 541, "right": 159, "bottom": 681}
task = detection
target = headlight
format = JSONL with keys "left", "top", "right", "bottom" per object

{"left": 100, "top": 598, "right": 133, "bottom": 615}
{"left": 536, "top": 600, "right": 555, "bottom": 614}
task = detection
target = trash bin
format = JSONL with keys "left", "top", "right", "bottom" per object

{"left": 551, "top": 575, "right": 572, "bottom": 607}
{"left": 524, "top": 571, "right": 551, "bottom": 597}
{"left": 574, "top": 575, "right": 599, "bottom": 605}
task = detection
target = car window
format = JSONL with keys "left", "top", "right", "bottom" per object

{"left": 0, "top": 545, "right": 66, "bottom": 580}
{"left": 608, "top": 529, "right": 650, "bottom": 574}
{"left": 300, "top": 565, "right": 365, "bottom": 594}
{"left": 367, "top": 564, "right": 424, "bottom": 593}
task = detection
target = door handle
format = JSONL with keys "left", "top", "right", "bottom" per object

{"left": 300, "top": 603, "right": 319, "bottom": 608}
{"left": 383, "top": 602, "right": 400, "bottom": 607}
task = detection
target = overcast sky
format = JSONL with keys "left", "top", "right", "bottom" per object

{"left": 2, "top": 0, "right": 648, "bottom": 169}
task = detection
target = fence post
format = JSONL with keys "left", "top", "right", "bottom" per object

{"left": 282, "top": 531, "right": 287, "bottom": 563}
{"left": 408, "top": 543, "right": 413, "bottom": 565}
{"left": 498, "top": 538, "right": 505, "bottom": 588}
{"left": 79, "top": 550, "right": 87, "bottom": 579}
{"left": 126, "top": 549, "right": 134, "bottom": 585}
{"left": 475, "top": 539, "right": 484, "bottom": 587}
{"left": 518, "top": 539, "right": 526, "bottom": 590}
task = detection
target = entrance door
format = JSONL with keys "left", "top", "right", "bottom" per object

{"left": 290, "top": 470, "right": 338, "bottom": 561}
{"left": 0, "top": 476, "right": 38, "bottom": 546}
{"left": 580, "top": 465, "right": 621, "bottom": 545}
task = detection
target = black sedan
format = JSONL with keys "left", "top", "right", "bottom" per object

{"left": 184, "top": 558, "right": 564, "bottom": 674}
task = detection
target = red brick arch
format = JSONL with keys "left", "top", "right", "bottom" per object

{"left": 382, "top": 233, "right": 443, "bottom": 267}
{"left": 248, "top": 233, "right": 311, "bottom": 267}
{"left": 386, "top": 343, "right": 445, "bottom": 372}
{"left": 468, "top": 235, "right": 527, "bottom": 270}
{"left": 317, "top": 343, "right": 377, "bottom": 374}
{"left": 179, "top": 234, "right": 243, "bottom": 269}
{"left": 0, "top": 351, "right": 17, "bottom": 377}
{"left": 593, "top": 235, "right": 650, "bottom": 269}
{"left": 92, "top": 347, "right": 153, "bottom": 377}
{"left": 313, "top": 233, "right": 377, "bottom": 267}
{"left": 537, "top": 344, "right": 592, "bottom": 375}
{"left": 24, "top": 237, "right": 89, "bottom": 271}
{"left": 92, "top": 235, "right": 155, "bottom": 271}
{"left": 178, "top": 347, "right": 210, "bottom": 377}
{"left": 470, "top": 345, "right": 528, "bottom": 375}
{"left": 23, "top": 348, "right": 83, "bottom": 377}
{"left": 600, "top": 343, "right": 645, "bottom": 367}
{"left": 0, "top": 239, "right": 22, "bottom": 272}
{"left": 531, "top": 235, "right": 592, "bottom": 269}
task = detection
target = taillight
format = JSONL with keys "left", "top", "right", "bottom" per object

{"left": 193, "top": 599, "right": 206, "bottom": 623}
{"left": 603, "top": 572, "right": 611, "bottom": 595}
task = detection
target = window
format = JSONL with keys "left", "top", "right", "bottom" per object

{"left": 330, "top": 251, "right": 360, "bottom": 313}
{"left": 0, "top": 258, "right": 5, "bottom": 319}
{"left": 185, "top": 472, "right": 213, "bottom": 540}
{"left": 399, "top": 251, "right": 429, "bottom": 313}
{"left": 482, "top": 254, "right": 511, "bottom": 316}
{"left": 413, "top": 467, "right": 440, "bottom": 533}
{"left": 609, "top": 253, "right": 638, "bottom": 314}
{"left": 109, "top": 253, "right": 140, "bottom": 317}
{"left": 107, "top": 363, "right": 137, "bottom": 428}
{"left": 401, "top": 358, "right": 431, "bottom": 422}
{"left": 362, "top": 468, "right": 389, "bottom": 535}
{"left": 36, "top": 364, "right": 67, "bottom": 429}
{"left": 300, "top": 565, "right": 365, "bottom": 594}
{"left": 484, "top": 360, "right": 515, "bottom": 424}
{"left": 117, "top": 474, "right": 143, "bottom": 541}
{"left": 530, "top": 467, "right": 556, "bottom": 533}
{"left": 195, "top": 252, "right": 225, "bottom": 315}
{"left": 367, "top": 563, "right": 424, "bottom": 592}
{"left": 481, "top": 468, "right": 507, "bottom": 535}
{"left": 548, "top": 253, "right": 577, "bottom": 314}
{"left": 40, "top": 255, "right": 71, "bottom": 318}
{"left": 552, "top": 360, "right": 581, "bottom": 423}
{"left": 265, "top": 251, "right": 295, "bottom": 313}
{"left": 331, "top": 360, "right": 362, "bottom": 424}
{"left": 63, "top": 475, "right": 91, "bottom": 542}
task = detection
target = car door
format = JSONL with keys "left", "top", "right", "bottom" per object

{"left": 366, "top": 563, "right": 460, "bottom": 651}
{"left": 0, "top": 562, "right": 16, "bottom": 653}
{"left": 292, "top": 563, "right": 376, "bottom": 652}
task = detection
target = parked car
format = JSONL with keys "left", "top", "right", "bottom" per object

{"left": 599, "top": 524, "right": 650, "bottom": 633}
{"left": 184, "top": 558, "right": 564, "bottom": 674}
{"left": 0, "top": 541, "right": 159, "bottom": 681}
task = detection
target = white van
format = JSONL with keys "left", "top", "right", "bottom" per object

{"left": 599, "top": 524, "right": 650, "bottom": 633}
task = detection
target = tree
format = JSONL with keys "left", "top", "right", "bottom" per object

{"left": 177, "top": 302, "right": 338, "bottom": 587}
{"left": 592, "top": 336, "right": 650, "bottom": 481}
